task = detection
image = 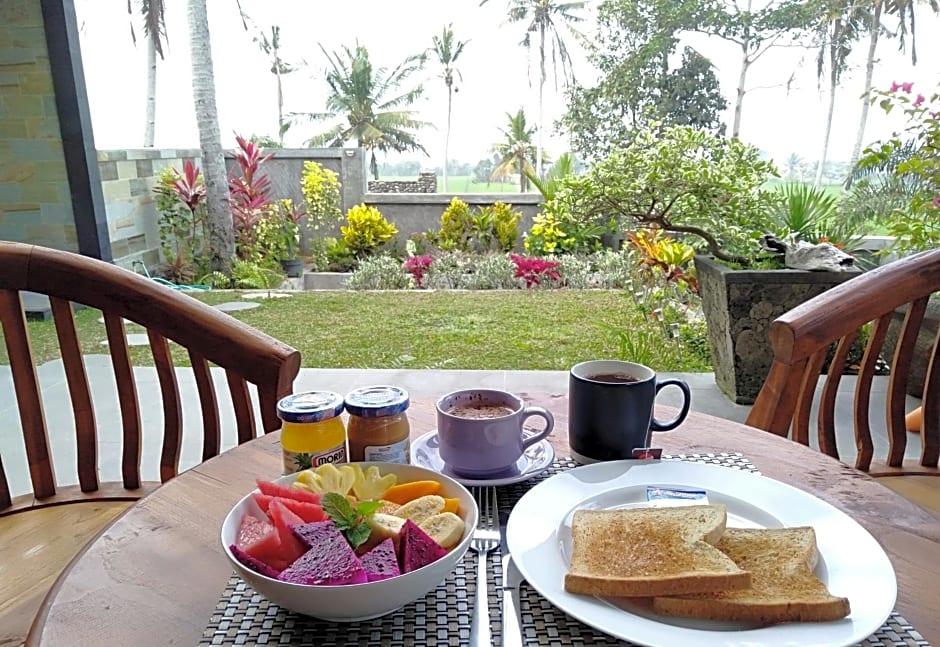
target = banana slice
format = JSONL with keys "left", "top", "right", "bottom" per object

{"left": 375, "top": 500, "right": 402, "bottom": 515}
{"left": 394, "top": 495, "right": 445, "bottom": 525}
{"left": 419, "top": 512, "right": 465, "bottom": 549}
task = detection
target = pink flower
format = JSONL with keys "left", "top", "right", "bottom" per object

{"left": 902, "top": 81, "right": 914, "bottom": 93}
{"left": 931, "top": 112, "right": 940, "bottom": 120}
{"left": 890, "top": 81, "right": 901, "bottom": 92}
{"left": 933, "top": 196, "right": 940, "bottom": 208}
{"left": 403, "top": 255, "right": 433, "bottom": 288}
{"left": 914, "top": 94, "right": 926, "bottom": 108}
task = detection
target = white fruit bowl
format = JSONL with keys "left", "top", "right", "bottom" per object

{"left": 220, "top": 462, "right": 478, "bottom": 622}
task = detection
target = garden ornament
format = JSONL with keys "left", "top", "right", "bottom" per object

{"left": 761, "top": 235, "right": 855, "bottom": 272}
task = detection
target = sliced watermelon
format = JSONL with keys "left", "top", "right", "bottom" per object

{"left": 256, "top": 479, "right": 322, "bottom": 504}
{"left": 236, "top": 514, "right": 271, "bottom": 549}
{"left": 238, "top": 516, "right": 291, "bottom": 571}
{"left": 252, "top": 493, "right": 329, "bottom": 523}
{"left": 267, "top": 499, "right": 307, "bottom": 567}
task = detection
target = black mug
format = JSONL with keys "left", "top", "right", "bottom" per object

{"left": 568, "top": 360, "right": 691, "bottom": 463}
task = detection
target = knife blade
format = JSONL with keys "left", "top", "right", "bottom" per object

{"left": 499, "top": 511, "right": 524, "bottom": 647}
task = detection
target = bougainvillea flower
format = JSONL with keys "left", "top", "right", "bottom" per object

{"left": 890, "top": 81, "right": 901, "bottom": 92}
{"left": 913, "top": 94, "right": 925, "bottom": 108}
{"left": 901, "top": 81, "right": 914, "bottom": 93}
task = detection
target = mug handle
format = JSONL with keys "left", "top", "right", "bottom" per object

{"left": 650, "top": 379, "right": 691, "bottom": 432}
{"left": 520, "top": 406, "right": 554, "bottom": 449}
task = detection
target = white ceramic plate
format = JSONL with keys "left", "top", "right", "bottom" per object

{"left": 506, "top": 460, "right": 897, "bottom": 647}
{"left": 411, "top": 430, "right": 555, "bottom": 486}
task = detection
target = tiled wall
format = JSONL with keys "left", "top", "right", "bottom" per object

{"left": 0, "top": 0, "right": 77, "bottom": 251}
{"left": 97, "top": 149, "right": 200, "bottom": 269}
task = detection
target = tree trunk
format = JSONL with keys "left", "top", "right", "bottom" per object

{"left": 815, "top": 54, "right": 839, "bottom": 188}
{"left": 536, "top": 23, "right": 546, "bottom": 182}
{"left": 143, "top": 35, "right": 157, "bottom": 147}
{"left": 444, "top": 82, "right": 451, "bottom": 192}
{"left": 276, "top": 65, "right": 284, "bottom": 146}
{"left": 732, "top": 45, "right": 751, "bottom": 138}
{"left": 847, "top": 0, "right": 883, "bottom": 186}
{"left": 187, "top": 0, "right": 233, "bottom": 273}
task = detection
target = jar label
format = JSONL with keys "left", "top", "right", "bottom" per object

{"left": 363, "top": 437, "right": 410, "bottom": 464}
{"left": 283, "top": 443, "right": 347, "bottom": 474}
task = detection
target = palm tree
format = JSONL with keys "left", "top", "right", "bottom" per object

{"left": 846, "top": 0, "right": 939, "bottom": 183}
{"left": 491, "top": 109, "right": 538, "bottom": 192}
{"left": 481, "top": 0, "right": 585, "bottom": 179}
{"left": 187, "top": 0, "right": 233, "bottom": 272}
{"left": 128, "top": 0, "right": 168, "bottom": 147}
{"left": 251, "top": 23, "right": 296, "bottom": 146}
{"left": 302, "top": 44, "right": 429, "bottom": 180}
{"left": 430, "top": 24, "right": 469, "bottom": 193}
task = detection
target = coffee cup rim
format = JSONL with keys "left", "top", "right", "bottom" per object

{"left": 436, "top": 388, "right": 523, "bottom": 419}
{"left": 570, "top": 360, "right": 655, "bottom": 384}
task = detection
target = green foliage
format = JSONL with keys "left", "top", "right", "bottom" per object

{"left": 487, "top": 202, "right": 521, "bottom": 252}
{"left": 201, "top": 259, "right": 285, "bottom": 290}
{"left": 301, "top": 161, "right": 343, "bottom": 233}
{"left": 524, "top": 210, "right": 568, "bottom": 255}
{"left": 771, "top": 182, "right": 840, "bottom": 242}
{"left": 858, "top": 84, "right": 940, "bottom": 254}
{"left": 346, "top": 256, "right": 414, "bottom": 290}
{"left": 525, "top": 152, "right": 577, "bottom": 201}
{"left": 554, "top": 125, "right": 780, "bottom": 264}
{"left": 324, "top": 237, "right": 357, "bottom": 272}
{"left": 491, "top": 109, "right": 537, "bottom": 191}
{"left": 438, "top": 198, "right": 521, "bottom": 252}
{"left": 438, "top": 197, "right": 474, "bottom": 250}
{"left": 524, "top": 199, "right": 607, "bottom": 256}
{"left": 341, "top": 204, "right": 398, "bottom": 257}
{"left": 153, "top": 166, "right": 211, "bottom": 283}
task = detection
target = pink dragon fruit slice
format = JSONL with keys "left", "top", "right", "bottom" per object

{"left": 229, "top": 544, "right": 281, "bottom": 579}
{"left": 400, "top": 519, "right": 448, "bottom": 573}
{"left": 279, "top": 521, "right": 368, "bottom": 585}
{"left": 360, "top": 538, "right": 402, "bottom": 582}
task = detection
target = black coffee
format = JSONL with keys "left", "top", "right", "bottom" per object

{"left": 448, "top": 403, "right": 515, "bottom": 419}
{"left": 587, "top": 373, "right": 638, "bottom": 384}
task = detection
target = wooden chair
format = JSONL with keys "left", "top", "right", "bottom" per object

{"left": 0, "top": 241, "right": 301, "bottom": 645}
{"left": 747, "top": 248, "right": 940, "bottom": 517}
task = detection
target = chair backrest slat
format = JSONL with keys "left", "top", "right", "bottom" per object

{"left": 189, "top": 350, "right": 221, "bottom": 461}
{"left": 793, "top": 349, "right": 826, "bottom": 446}
{"left": 818, "top": 332, "right": 856, "bottom": 459}
{"left": 148, "top": 331, "right": 182, "bottom": 483}
{"left": 103, "top": 313, "right": 142, "bottom": 490}
{"left": 853, "top": 313, "right": 891, "bottom": 471}
{"left": 921, "top": 330, "right": 940, "bottom": 467}
{"left": 0, "top": 289, "right": 56, "bottom": 499}
{"left": 227, "top": 372, "right": 257, "bottom": 445}
{"left": 50, "top": 297, "right": 98, "bottom": 492}
{"left": 887, "top": 299, "right": 927, "bottom": 466}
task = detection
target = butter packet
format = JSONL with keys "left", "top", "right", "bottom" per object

{"left": 645, "top": 486, "right": 709, "bottom": 508}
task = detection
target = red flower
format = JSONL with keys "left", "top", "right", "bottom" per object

{"left": 510, "top": 254, "right": 561, "bottom": 288}
{"left": 901, "top": 81, "right": 914, "bottom": 93}
{"left": 403, "top": 255, "right": 434, "bottom": 288}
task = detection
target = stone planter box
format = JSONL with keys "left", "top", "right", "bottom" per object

{"left": 303, "top": 272, "right": 352, "bottom": 290}
{"left": 694, "top": 256, "right": 861, "bottom": 404}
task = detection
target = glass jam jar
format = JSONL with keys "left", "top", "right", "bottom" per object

{"left": 344, "top": 386, "right": 411, "bottom": 464}
{"left": 277, "top": 391, "right": 347, "bottom": 474}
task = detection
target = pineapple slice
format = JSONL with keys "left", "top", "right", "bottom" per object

{"left": 294, "top": 463, "right": 357, "bottom": 495}
{"left": 351, "top": 464, "right": 398, "bottom": 501}
{"left": 418, "top": 512, "right": 465, "bottom": 549}
{"left": 394, "top": 495, "right": 445, "bottom": 525}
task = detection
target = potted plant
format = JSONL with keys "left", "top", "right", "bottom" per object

{"left": 552, "top": 125, "right": 863, "bottom": 404}
{"left": 257, "top": 199, "right": 307, "bottom": 277}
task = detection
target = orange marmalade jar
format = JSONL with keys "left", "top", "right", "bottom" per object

{"left": 344, "top": 386, "right": 411, "bottom": 464}
{"left": 277, "top": 391, "right": 347, "bottom": 474}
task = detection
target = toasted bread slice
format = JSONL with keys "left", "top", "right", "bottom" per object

{"left": 652, "top": 527, "right": 851, "bottom": 623}
{"left": 564, "top": 505, "right": 751, "bottom": 597}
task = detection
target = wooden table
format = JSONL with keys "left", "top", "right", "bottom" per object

{"left": 27, "top": 394, "right": 940, "bottom": 646}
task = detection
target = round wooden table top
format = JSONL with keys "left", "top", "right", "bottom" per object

{"left": 28, "top": 394, "right": 940, "bottom": 646}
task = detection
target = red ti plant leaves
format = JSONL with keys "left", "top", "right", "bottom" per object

{"left": 510, "top": 253, "right": 561, "bottom": 288}
{"left": 172, "top": 160, "right": 207, "bottom": 214}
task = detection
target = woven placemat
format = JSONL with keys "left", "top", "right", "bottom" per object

{"left": 200, "top": 454, "right": 930, "bottom": 647}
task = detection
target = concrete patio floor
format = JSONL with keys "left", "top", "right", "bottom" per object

{"left": 0, "top": 360, "right": 924, "bottom": 499}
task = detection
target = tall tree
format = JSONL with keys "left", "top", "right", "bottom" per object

{"left": 128, "top": 0, "right": 168, "bottom": 147}
{"left": 430, "top": 24, "right": 469, "bottom": 193}
{"left": 491, "top": 108, "right": 538, "bottom": 192}
{"left": 813, "top": 0, "right": 867, "bottom": 186}
{"left": 301, "top": 44, "right": 429, "bottom": 180}
{"left": 481, "top": 0, "right": 585, "bottom": 178}
{"left": 187, "top": 0, "right": 233, "bottom": 272}
{"left": 846, "top": 0, "right": 939, "bottom": 182}
{"left": 251, "top": 24, "right": 297, "bottom": 146}
{"left": 561, "top": 0, "right": 726, "bottom": 160}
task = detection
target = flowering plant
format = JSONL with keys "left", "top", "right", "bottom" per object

{"left": 510, "top": 253, "right": 561, "bottom": 288}
{"left": 403, "top": 254, "right": 433, "bottom": 288}
{"left": 860, "top": 81, "right": 940, "bottom": 254}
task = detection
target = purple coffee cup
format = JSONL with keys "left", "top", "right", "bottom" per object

{"left": 436, "top": 389, "right": 554, "bottom": 477}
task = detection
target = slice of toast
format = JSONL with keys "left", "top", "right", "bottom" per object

{"left": 564, "top": 505, "right": 751, "bottom": 597}
{"left": 652, "top": 527, "right": 851, "bottom": 623}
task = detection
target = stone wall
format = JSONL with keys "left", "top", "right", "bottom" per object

{"left": 0, "top": 1, "right": 77, "bottom": 251}
{"left": 368, "top": 172, "right": 437, "bottom": 194}
{"left": 98, "top": 148, "right": 201, "bottom": 269}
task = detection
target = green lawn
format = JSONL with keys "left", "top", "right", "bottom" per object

{"left": 5, "top": 290, "right": 711, "bottom": 373}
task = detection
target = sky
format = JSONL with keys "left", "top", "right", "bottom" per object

{"left": 73, "top": 0, "right": 940, "bottom": 172}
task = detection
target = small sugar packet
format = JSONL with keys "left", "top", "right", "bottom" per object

{"left": 645, "top": 486, "right": 709, "bottom": 508}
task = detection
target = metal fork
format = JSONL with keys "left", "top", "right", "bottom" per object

{"left": 469, "top": 486, "right": 499, "bottom": 647}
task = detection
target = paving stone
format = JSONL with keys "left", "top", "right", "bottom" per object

{"left": 241, "top": 292, "right": 293, "bottom": 300}
{"left": 213, "top": 301, "right": 261, "bottom": 312}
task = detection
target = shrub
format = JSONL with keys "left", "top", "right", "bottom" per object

{"left": 302, "top": 161, "right": 343, "bottom": 267}
{"left": 487, "top": 202, "right": 521, "bottom": 252}
{"left": 555, "top": 255, "right": 592, "bottom": 289}
{"left": 510, "top": 254, "right": 561, "bottom": 288}
{"left": 524, "top": 211, "right": 568, "bottom": 255}
{"left": 153, "top": 163, "right": 210, "bottom": 283}
{"left": 438, "top": 197, "right": 475, "bottom": 251}
{"left": 341, "top": 204, "right": 398, "bottom": 257}
{"left": 403, "top": 254, "right": 433, "bottom": 288}
{"left": 463, "top": 254, "right": 517, "bottom": 290}
{"left": 439, "top": 198, "right": 523, "bottom": 253}
{"left": 347, "top": 256, "right": 414, "bottom": 290}
{"left": 591, "top": 250, "right": 635, "bottom": 288}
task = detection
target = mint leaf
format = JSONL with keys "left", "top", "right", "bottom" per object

{"left": 322, "top": 492, "right": 357, "bottom": 529}
{"left": 345, "top": 523, "right": 372, "bottom": 548}
{"left": 356, "top": 500, "right": 383, "bottom": 517}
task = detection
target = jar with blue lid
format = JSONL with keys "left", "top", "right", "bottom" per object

{"left": 278, "top": 391, "right": 347, "bottom": 474}
{"left": 345, "top": 386, "right": 411, "bottom": 464}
